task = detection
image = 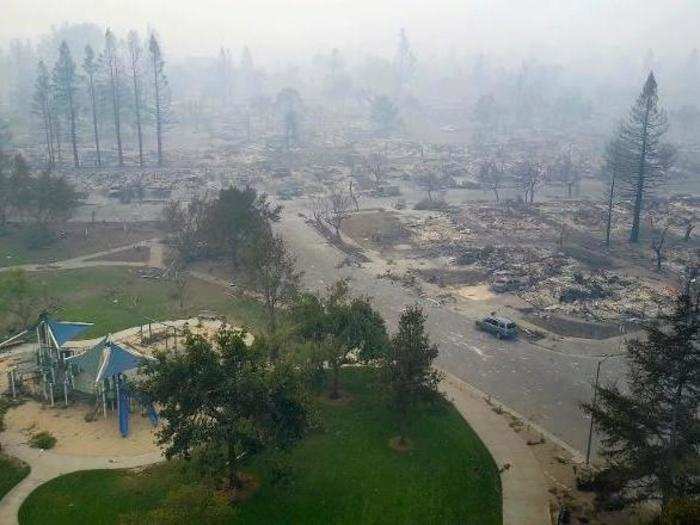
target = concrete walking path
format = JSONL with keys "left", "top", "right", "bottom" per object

{"left": 440, "top": 372, "right": 550, "bottom": 525}
{"left": 0, "top": 239, "right": 164, "bottom": 274}
{"left": 0, "top": 438, "right": 162, "bottom": 525}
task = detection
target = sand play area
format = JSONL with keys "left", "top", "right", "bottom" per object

{"left": 1, "top": 318, "right": 251, "bottom": 459}
{"left": 3, "top": 400, "right": 160, "bottom": 457}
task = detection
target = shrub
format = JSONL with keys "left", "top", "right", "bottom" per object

{"left": 413, "top": 198, "right": 450, "bottom": 211}
{"left": 20, "top": 225, "right": 55, "bottom": 249}
{"left": 29, "top": 431, "right": 57, "bottom": 450}
{"left": 121, "top": 484, "right": 236, "bottom": 524}
{"left": 661, "top": 499, "right": 700, "bottom": 525}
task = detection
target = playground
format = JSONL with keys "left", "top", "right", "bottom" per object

{"left": 1, "top": 315, "right": 246, "bottom": 448}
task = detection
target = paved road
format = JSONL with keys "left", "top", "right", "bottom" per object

{"left": 277, "top": 208, "right": 626, "bottom": 455}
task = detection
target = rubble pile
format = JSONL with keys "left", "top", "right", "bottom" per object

{"left": 519, "top": 269, "right": 673, "bottom": 323}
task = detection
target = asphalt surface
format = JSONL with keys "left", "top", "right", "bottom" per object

{"left": 277, "top": 206, "right": 627, "bottom": 455}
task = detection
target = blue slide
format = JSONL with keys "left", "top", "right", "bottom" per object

{"left": 146, "top": 404, "right": 159, "bottom": 426}
{"left": 118, "top": 386, "right": 130, "bottom": 437}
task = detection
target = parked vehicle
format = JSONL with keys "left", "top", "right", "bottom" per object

{"left": 475, "top": 316, "right": 518, "bottom": 339}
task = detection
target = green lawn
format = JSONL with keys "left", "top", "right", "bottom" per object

{"left": 19, "top": 369, "right": 501, "bottom": 524}
{"left": 0, "top": 223, "right": 161, "bottom": 268}
{"left": 0, "top": 454, "right": 30, "bottom": 502}
{"left": 1, "top": 267, "right": 268, "bottom": 339}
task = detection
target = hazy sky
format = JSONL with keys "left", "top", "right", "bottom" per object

{"left": 2, "top": 0, "right": 699, "bottom": 63}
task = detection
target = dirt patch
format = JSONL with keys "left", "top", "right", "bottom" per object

{"left": 388, "top": 436, "right": 413, "bottom": 453}
{"left": 521, "top": 311, "right": 632, "bottom": 340}
{"left": 341, "top": 210, "right": 409, "bottom": 249}
{"left": 417, "top": 268, "right": 488, "bottom": 287}
{"left": 224, "top": 472, "right": 261, "bottom": 503}
{"left": 87, "top": 245, "right": 151, "bottom": 263}
{"left": 455, "top": 284, "right": 496, "bottom": 301}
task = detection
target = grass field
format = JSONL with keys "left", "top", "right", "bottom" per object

{"left": 0, "top": 222, "right": 161, "bottom": 268}
{"left": 0, "top": 454, "right": 30, "bottom": 502}
{"left": 0, "top": 266, "right": 268, "bottom": 339}
{"left": 19, "top": 369, "right": 501, "bottom": 524}
{"left": 0, "top": 399, "right": 30, "bottom": 501}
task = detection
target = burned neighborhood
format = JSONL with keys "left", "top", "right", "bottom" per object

{"left": 1, "top": 2, "right": 699, "bottom": 524}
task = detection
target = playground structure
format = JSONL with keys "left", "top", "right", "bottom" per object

{"left": 1, "top": 312, "right": 240, "bottom": 437}
{"left": 2, "top": 313, "right": 93, "bottom": 405}
{"left": 1, "top": 313, "right": 158, "bottom": 437}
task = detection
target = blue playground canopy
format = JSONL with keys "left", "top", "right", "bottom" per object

{"left": 67, "top": 338, "right": 150, "bottom": 386}
{"left": 46, "top": 319, "right": 92, "bottom": 347}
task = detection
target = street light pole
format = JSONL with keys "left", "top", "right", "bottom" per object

{"left": 585, "top": 357, "right": 604, "bottom": 465}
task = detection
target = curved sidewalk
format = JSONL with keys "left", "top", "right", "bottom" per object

{"left": 0, "top": 435, "right": 162, "bottom": 525}
{"left": 440, "top": 372, "right": 550, "bottom": 525}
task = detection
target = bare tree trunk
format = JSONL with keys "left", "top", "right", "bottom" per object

{"left": 605, "top": 176, "right": 615, "bottom": 247}
{"left": 88, "top": 75, "right": 101, "bottom": 167}
{"left": 330, "top": 361, "right": 340, "bottom": 399}
{"left": 67, "top": 90, "right": 79, "bottom": 167}
{"left": 42, "top": 100, "right": 55, "bottom": 168}
{"left": 227, "top": 441, "right": 242, "bottom": 490}
{"left": 153, "top": 55, "right": 163, "bottom": 166}
{"left": 109, "top": 66, "right": 124, "bottom": 167}
{"left": 131, "top": 63, "right": 144, "bottom": 167}
{"left": 54, "top": 117, "right": 63, "bottom": 165}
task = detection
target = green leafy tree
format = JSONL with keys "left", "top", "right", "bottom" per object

{"left": 293, "top": 280, "right": 389, "bottom": 399}
{"left": 385, "top": 304, "right": 442, "bottom": 445}
{"left": 0, "top": 269, "right": 50, "bottom": 330}
{"left": 204, "top": 187, "right": 281, "bottom": 264}
{"left": 52, "top": 41, "right": 80, "bottom": 167}
{"left": 243, "top": 229, "right": 300, "bottom": 335}
{"left": 140, "top": 329, "right": 310, "bottom": 491}
{"left": 582, "top": 292, "right": 699, "bottom": 512}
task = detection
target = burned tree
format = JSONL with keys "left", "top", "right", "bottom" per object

{"left": 513, "top": 159, "right": 543, "bottom": 204}
{"left": 414, "top": 164, "right": 441, "bottom": 202}
{"left": 82, "top": 45, "right": 101, "bottom": 167}
{"left": 105, "top": 29, "right": 124, "bottom": 166}
{"left": 649, "top": 215, "right": 670, "bottom": 272}
{"left": 365, "top": 151, "right": 387, "bottom": 187}
{"left": 52, "top": 41, "right": 79, "bottom": 167}
{"left": 127, "top": 31, "right": 145, "bottom": 167}
{"left": 323, "top": 191, "right": 352, "bottom": 238}
{"left": 149, "top": 33, "right": 166, "bottom": 166}
{"left": 603, "top": 137, "right": 626, "bottom": 247}
{"left": 683, "top": 215, "right": 695, "bottom": 242}
{"left": 476, "top": 158, "right": 506, "bottom": 202}
{"left": 555, "top": 148, "right": 584, "bottom": 198}
{"left": 275, "top": 88, "right": 302, "bottom": 149}
{"left": 32, "top": 61, "right": 55, "bottom": 168}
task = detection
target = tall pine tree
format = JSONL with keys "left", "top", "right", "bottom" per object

{"left": 612, "top": 72, "right": 675, "bottom": 243}
{"left": 32, "top": 60, "right": 55, "bottom": 168}
{"left": 104, "top": 29, "right": 124, "bottom": 167}
{"left": 127, "top": 31, "right": 145, "bottom": 167}
{"left": 52, "top": 41, "right": 79, "bottom": 167}
{"left": 149, "top": 33, "right": 166, "bottom": 166}
{"left": 82, "top": 45, "right": 101, "bottom": 167}
{"left": 583, "top": 290, "right": 699, "bottom": 511}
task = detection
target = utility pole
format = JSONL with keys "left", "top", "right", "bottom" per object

{"left": 586, "top": 334, "right": 626, "bottom": 465}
